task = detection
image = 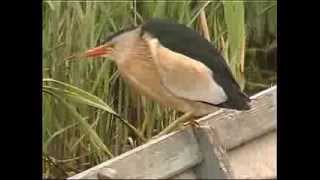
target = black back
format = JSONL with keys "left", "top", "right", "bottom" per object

{"left": 140, "top": 18, "right": 250, "bottom": 110}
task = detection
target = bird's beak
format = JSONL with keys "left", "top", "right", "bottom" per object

{"left": 83, "top": 44, "right": 114, "bottom": 58}
{"left": 64, "top": 44, "right": 114, "bottom": 61}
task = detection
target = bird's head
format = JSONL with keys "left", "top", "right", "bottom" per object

{"left": 79, "top": 26, "right": 139, "bottom": 61}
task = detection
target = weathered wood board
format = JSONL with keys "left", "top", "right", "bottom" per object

{"left": 192, "top": 127, "right": 234, "bottom": 179}
{"left": 197, "top": 86, "right": 277, "bottom": 150}
{"left": 69, "top": 128, "right": 203, "bottom": 179}
{"left": 68, "top": 86, "right": 277, "bottom": 179}
{"left": 229, "top": 130, "right": 277, "bottom": 179}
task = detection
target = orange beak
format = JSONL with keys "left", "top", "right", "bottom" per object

{"left": 64, "top": 44, "right": 114, "bottom": 61}
{"left": 84, "top": 44, "right": 113, "bottom": 58}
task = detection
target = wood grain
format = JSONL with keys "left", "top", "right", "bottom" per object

{"left": 192, "top": 126, "right": 233, "bottom": 179}
{"left": 68, "top": 128, "right": 202, "bottom": 179}
{"left": 228, "top": 131, "right": 277, "bottom": 179}
{"left": 197, "top": 86, "right": 277, "bottom": 150}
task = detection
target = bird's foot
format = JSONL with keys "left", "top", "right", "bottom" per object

{"left": 151, "top": 112, "right": 194, "bottom": 140}
{"left": 183, "top": 119, "right": 200, "bottom": 128}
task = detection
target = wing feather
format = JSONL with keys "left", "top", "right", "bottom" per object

{"left": 144, "top": 35, "right": 228, "bottom": 105}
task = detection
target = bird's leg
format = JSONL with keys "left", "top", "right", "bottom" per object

{"left": 153, "top": 111, "right": 193, "bottom": 139}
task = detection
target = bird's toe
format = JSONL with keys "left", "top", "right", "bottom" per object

{"left": 183, "top": 119, "right": 200, "bottom": 128}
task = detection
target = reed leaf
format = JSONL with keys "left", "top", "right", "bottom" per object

{"left": 222, "top": 1, "right": 246, "bottom": 90}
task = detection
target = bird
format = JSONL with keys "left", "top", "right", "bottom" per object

{"left": 79, "top": 18, "right": 251, "bottom": 136}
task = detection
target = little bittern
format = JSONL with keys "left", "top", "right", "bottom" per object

{"left": 80, "top": 19, "right": 251, "bottom": 136}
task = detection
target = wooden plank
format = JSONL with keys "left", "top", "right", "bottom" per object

{"left": 68, "top": 128, "right": 203, "bottom": 179}
{"left": 172, "top": 169, "right": 197, "bottom": 179}
{"left": 192, "top": 126, "right": 234, "bottom": 179}
{"left": 197, "top": 86, "right": 277, "bottom": 150}
{"left": 69, "top": 86, "right": 276, "bottom": 179}
{"left": 228, "top": 130, "right": 277, "bottom": 179}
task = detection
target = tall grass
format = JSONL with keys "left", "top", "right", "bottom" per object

{"left": 42, "top": 1, "right": 277, "bottom": 178}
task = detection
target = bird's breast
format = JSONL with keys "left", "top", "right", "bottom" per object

{"left": 114, "top": 42, "right": 191, "bottom": 113}
{"left": 115, "top": 42, "right": 169, "bottom": 103}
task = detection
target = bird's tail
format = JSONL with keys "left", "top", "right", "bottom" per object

{"left": 217, "top": 90, "right": 251, "bottom": 111}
